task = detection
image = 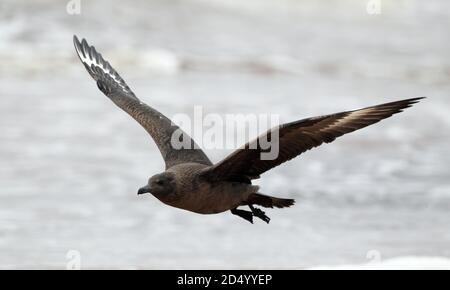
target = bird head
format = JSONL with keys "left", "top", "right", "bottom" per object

{"left": 137, "top": 172, "right": 176, "bottom": 196}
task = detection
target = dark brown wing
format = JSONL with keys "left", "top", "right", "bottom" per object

{"left": 202, "top": 98, "right": 424, "bottom": 182}
{"left": 73, "top": 36, "right": 212, "bottom": 168}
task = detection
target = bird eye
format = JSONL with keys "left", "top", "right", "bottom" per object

{"left": 156, "top": 180, "right": 164, "bottom": 185}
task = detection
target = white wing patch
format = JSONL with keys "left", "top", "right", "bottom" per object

{"left": 74, "top": 36, "right": 133, "bottom": 96}
{"left": 331, "top": 107, "right": 375, "bottom": 128}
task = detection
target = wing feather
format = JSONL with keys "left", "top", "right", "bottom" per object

{"left": 73, "top": 36, "right": 211, "bottom": 168}
{"left": 202, "top": 98, "right": 424, "bottom": 181}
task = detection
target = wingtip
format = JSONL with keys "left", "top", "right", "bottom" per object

{"left": 73, "top": 35, "right": 81, "bottom": 56}
{"left": 73, "top": 36, "right": 101, "bottom": 64}
{"left": 73, "top": 35, "right": 79, "bottom": 48}
{"left": 73, "top": 35, "right": 84, "bottom": 49}
{"left": 405, "top": 97, "right": 426, "bottom": 106}
{"left": 72, "top": 35, "right": 137, "bottom": 99}
{"left": 410, "top": 96, "right": 426, "bottom": 102}
{"left": 73, "top": 36, "right": 93, "bottom": 54}
{"left": 380, "top": 97, "right": 426, "bottom": 109}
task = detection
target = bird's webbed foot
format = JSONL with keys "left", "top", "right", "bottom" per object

{"left": 249, "top": 205, "right": 270, "bottom": 224}
{"left": 231, "top": 208, "right": 253, "bottom": 224}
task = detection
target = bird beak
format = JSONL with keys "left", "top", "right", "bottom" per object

{"left": 137, "top": 185, "right": 151, "bottom": 195}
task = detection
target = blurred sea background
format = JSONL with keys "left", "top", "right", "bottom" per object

{"left": 0, "top": 0, "right": 449, "bottom": 269}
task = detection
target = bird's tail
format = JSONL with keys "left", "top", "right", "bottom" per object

{"left": 245, "top": 193, "right": 295, "bottom": 208}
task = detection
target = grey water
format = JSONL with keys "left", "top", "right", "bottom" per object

{"left": 0, "top": 0, "right": 449, "bottom": 269}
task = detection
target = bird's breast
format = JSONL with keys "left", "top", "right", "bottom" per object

{"left": 157, "top": 181, "right": 257, "bottom": 215}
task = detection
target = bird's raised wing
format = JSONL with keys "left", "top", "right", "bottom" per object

{"left": 201, "top": 98, "right": 424, "bottom": 182}
{"left": 73, "top": 36, "right": 211, "bottom": 168}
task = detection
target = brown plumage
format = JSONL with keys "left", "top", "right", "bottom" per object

{"left": 73, "top": 36, "right": 211, "bottom": 169}
{"left": 74, "top": 35, "right": 424, "bottom": 224}
{"left": 202, "top": 98, "right": 424, "bottom": 182}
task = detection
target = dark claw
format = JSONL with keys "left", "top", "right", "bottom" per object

{"left": 249, "top": 206, "right": 271, "bottom": 224}
{"left": 231, "top": 208, "right": 254, "bottom": 224}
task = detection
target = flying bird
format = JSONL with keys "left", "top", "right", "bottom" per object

{"left": 73, "top": 35, "right": 424, "bottom": 224}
